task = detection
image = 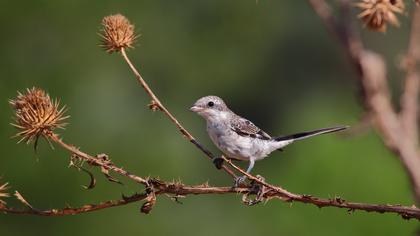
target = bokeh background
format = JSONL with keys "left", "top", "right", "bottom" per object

{"left": 0, "top": 1, "right": 418, "bottom": 235}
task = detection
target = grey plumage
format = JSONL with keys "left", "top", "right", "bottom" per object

{"left": 230, "top": 116, "right": 271, "bottom": 140}
{"left": 190, "top": 95, "right": 347, "bottom": 184}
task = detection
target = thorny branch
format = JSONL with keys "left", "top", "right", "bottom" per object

{"left": 2, "top": 178, "right": 420, "bottom": 220}
{"left": 0, "top": 192, "right": 148, "bottom": 216}
{"left": 309, "top": 0, "right": 420, "bottom": 202}
{"left": 3, "top": 11, "right": 420, "bottom": 221}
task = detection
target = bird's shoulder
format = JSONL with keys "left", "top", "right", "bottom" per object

{"left": 229, "top": 115, "right": 271, "bottom": 140}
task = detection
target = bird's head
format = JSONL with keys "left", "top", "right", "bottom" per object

{"left": 190, "top": 96, "right": 229, "bottom": 120}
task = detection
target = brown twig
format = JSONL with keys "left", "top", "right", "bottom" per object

{"left": 2, "top": 179, "right": 420, "bottom": 220}
{"left": 309, "top": 0, "right": 420, "bottom": 202}
{"left": 48, "top": 132, "right": 149, "bottom": 185}
{"left": 0, "top": 192, "right": 148, "bottom": 216}
{"left": 220, "top": 155, "right": 295, "bottom": 198}
{"left": 119, "top": 48, "right": 236, "bottom": 178}
{"left": 220, "top": 155, "right": 420, "bottom": 219}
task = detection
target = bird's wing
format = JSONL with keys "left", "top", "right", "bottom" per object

{"left": 230, "top": 116, "right": 271, "bottom": 140}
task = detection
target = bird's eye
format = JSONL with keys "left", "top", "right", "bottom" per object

{"left": 207, "top": 101, "right": 214, "bottom": 107}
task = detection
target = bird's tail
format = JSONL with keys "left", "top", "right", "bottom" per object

{"left": 273, "top": 126, "right": 348, "bottom": 142}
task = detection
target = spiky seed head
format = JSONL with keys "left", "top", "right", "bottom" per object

{"left": 99, "top": 14, "right": 138, "bottom": 53}
{"left": 356, "top": 0, "right": 405, "bottom": 32}
{"left": 0, "top": 181, "right": 9, "bottom": 205}
{"left": 10, "top": 87, "right": 69, "bottom": 145}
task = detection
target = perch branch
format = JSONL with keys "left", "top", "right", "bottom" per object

{"left": 2, "top": 179, "right": 420, "bottom": 220}
{"left": 120, "top": 48, "right": 236, "bottom": 178}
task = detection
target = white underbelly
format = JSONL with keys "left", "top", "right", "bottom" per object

{"left": 207, "top": 124, "right": 274, "bottom": 161}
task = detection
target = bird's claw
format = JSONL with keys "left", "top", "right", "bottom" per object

{"left": 249, "top": 175, "right": 266, "bottom": 192}
{"left": 212, "top": 157, "right": 224, "bottom": 169}
{"left": 234, "top": 175, "right": 247, "bottom": 187}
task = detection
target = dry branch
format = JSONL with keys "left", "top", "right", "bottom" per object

{"left": 2, "top": 179, "right": 420, "bottom": 220}
{"left": 49, "top": 133, "right": 148, "bottom": 185}
{"left": 0, "top": 179, "right": 420, "bottom": 220}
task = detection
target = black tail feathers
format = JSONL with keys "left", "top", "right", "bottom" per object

{"left": 274, "top": 126, "right": 348, "bottom": 142}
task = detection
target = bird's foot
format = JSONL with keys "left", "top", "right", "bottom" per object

{"left": 234, "top": 175, "right": 248, "bottom": 187}
{"left": 249, "top": 175, "right": 266, "bottom": 192}
{"left": 212, "top": 157, "right": 224, "bottom": 169}
{"left": 239, "top": 174, "right": 267, "bottom": 206}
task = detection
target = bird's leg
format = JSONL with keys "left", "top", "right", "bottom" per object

{"left": 234, "top": 159, "right": 255, "bottom": 187}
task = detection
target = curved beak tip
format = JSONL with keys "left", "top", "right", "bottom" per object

{"left": 189, "top": 106, "right": 201, "bottom": 112}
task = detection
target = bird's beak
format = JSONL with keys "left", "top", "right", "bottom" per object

{"left": 189, "top": 105, "right": 203, "bottom": 112}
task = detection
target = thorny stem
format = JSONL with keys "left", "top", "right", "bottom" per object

{"left": 0, "top": 186, "right": 249, "bottom": 216}
{"left": 221, "top": 156, "right": 420, "bottom": 220}
{"left": 0, "top": 193, "right": 148, "bottom": 216}
{"left": 48, "top": 132, "right": 148, "bottom": 185}
{"left": 120, "top": 48, "right": 237, "bottom": 178}
{"left": 2, "top": 179, "right": 420, "bottom": 220}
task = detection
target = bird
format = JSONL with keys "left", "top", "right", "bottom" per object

{"left": 190, "top": 95, "right": 348, "bottom": 185}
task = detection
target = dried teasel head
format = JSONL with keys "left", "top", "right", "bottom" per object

{"left": 10, "top": 87, "right": 69, "bottom": 147}
{"left": 99, "top": 14, "right": 138, "bottom": 53}
{"left": 356, "top": 0, "right": 405, "bottom": 32}
{"left": 0, "top": 181, "right": 9, "bottom": 205}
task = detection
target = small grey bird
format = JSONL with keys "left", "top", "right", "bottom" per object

{"left": 190, "top": 95, "right": 347, "bottom": 184}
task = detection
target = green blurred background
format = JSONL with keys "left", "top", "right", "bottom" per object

{"left": 0, "top": 0, "right": 418, "bottom": 235}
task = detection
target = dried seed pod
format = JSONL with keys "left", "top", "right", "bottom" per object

{"left": 356, "top": 0, "right": 405, "bottom": 32}
{"left": 99, "top": 14, "right": 138, "bottom": 53}
{"left": 10, "top": 87, "right": 69, "bottom": 145}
